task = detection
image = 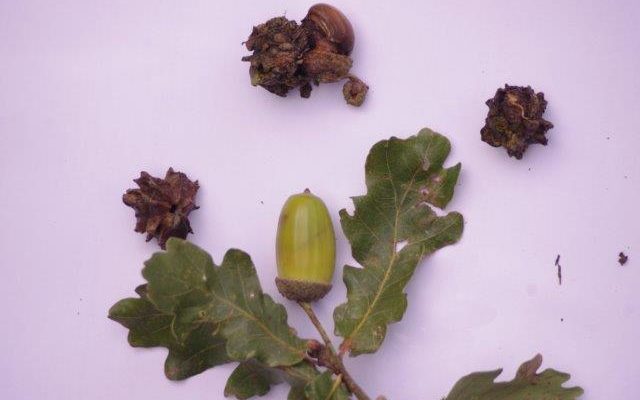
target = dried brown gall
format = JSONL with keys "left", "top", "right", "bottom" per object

{"left": 480, "top": 85, "right": 553, "bottom": 159}
{"left": 122, "top": 168, "right": 199, "bottom": 249}
{"left": 242, "top": 3, "right": 368, "bottom": 107}
{"left": 343, "top": 75, "right": 368, "bottom": 107}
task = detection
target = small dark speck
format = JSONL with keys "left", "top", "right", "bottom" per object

{"left": 606, "top": 136, "right": 610, "bottom": 140}
{"left": 528, "top": 168, "right": 531, "bottom": 171}
{"left": 619, "top": 252, "right": 629, "bottom": 266}
{"left": 561, "top": 318, "right": 564, "bottom": 322}
{"left": 260, "top": 201, "right": 264, "bottom": 205}
{"left": 76, "top": 312, "right": 80, "bottom": 316}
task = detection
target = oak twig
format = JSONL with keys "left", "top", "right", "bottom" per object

{"left": 298, "top": 301, "right": 371, "bottom": 400}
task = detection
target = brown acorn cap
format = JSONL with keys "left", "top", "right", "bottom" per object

{"left": 275, "top": 277, "right": 332, "bottom": 302}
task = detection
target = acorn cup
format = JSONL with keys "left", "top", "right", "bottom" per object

{"left": 276, "top": 189, "right": 336, "bottom": 302}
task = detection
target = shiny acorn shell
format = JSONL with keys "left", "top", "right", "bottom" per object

{"left": 304, "top": 3, "right": 355, "bottom": 55}
{"left": 275, "top": 189, "right": 336, "bottom": 302}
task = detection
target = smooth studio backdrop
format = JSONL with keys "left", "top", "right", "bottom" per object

{"left": 1, "top": 1, "right": 639, "bottom": 399}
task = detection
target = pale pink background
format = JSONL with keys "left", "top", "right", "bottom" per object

{"left": 1, "top": 1, "right": 639, "bottom": 399}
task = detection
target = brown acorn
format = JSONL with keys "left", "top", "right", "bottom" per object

{"left": 302, "top": 3, "right": 355, "bottom": 55}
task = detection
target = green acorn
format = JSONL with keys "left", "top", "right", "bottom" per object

{"left": 276, "top": 189, "right": 336, "bottom": 302}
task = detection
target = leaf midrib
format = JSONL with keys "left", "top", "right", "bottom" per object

{"left": 212, "top": 288, "right": 304, "bottom": 361}
{"left": 324, "top": 374, "right": 343, "bottom": 400}
{"left": 342, "top": 146, "right": 422, "bottom": 348}
{"left": 158, "top": 248, "right": 305, "bottom": 363}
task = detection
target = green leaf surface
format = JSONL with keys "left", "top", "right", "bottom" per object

{"left": 304, "top": 372, "right": 351, "bottom": 400}
{"left": 224, "top": 359, "right": 283, "bottom": 399}
{"left": 225, "top": 359, "right": 325, "bottom": 400}
{"left": 111, "top": 242, "right": 322, "bottom": 399}
{"left": 142, "top": 238, "right": 308, "bottom": 367}
{"left": 334, "top": 128, "right": 464, "bottom": 356}
{"left": 445, "top": 354, "right": 584, "bottom": 400}
{"left": 108, "top": 285, "right": 229, "bottom": 380}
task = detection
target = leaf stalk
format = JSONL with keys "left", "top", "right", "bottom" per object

{"left": 298, "top": 301, "right": 371, "bottom": 400}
